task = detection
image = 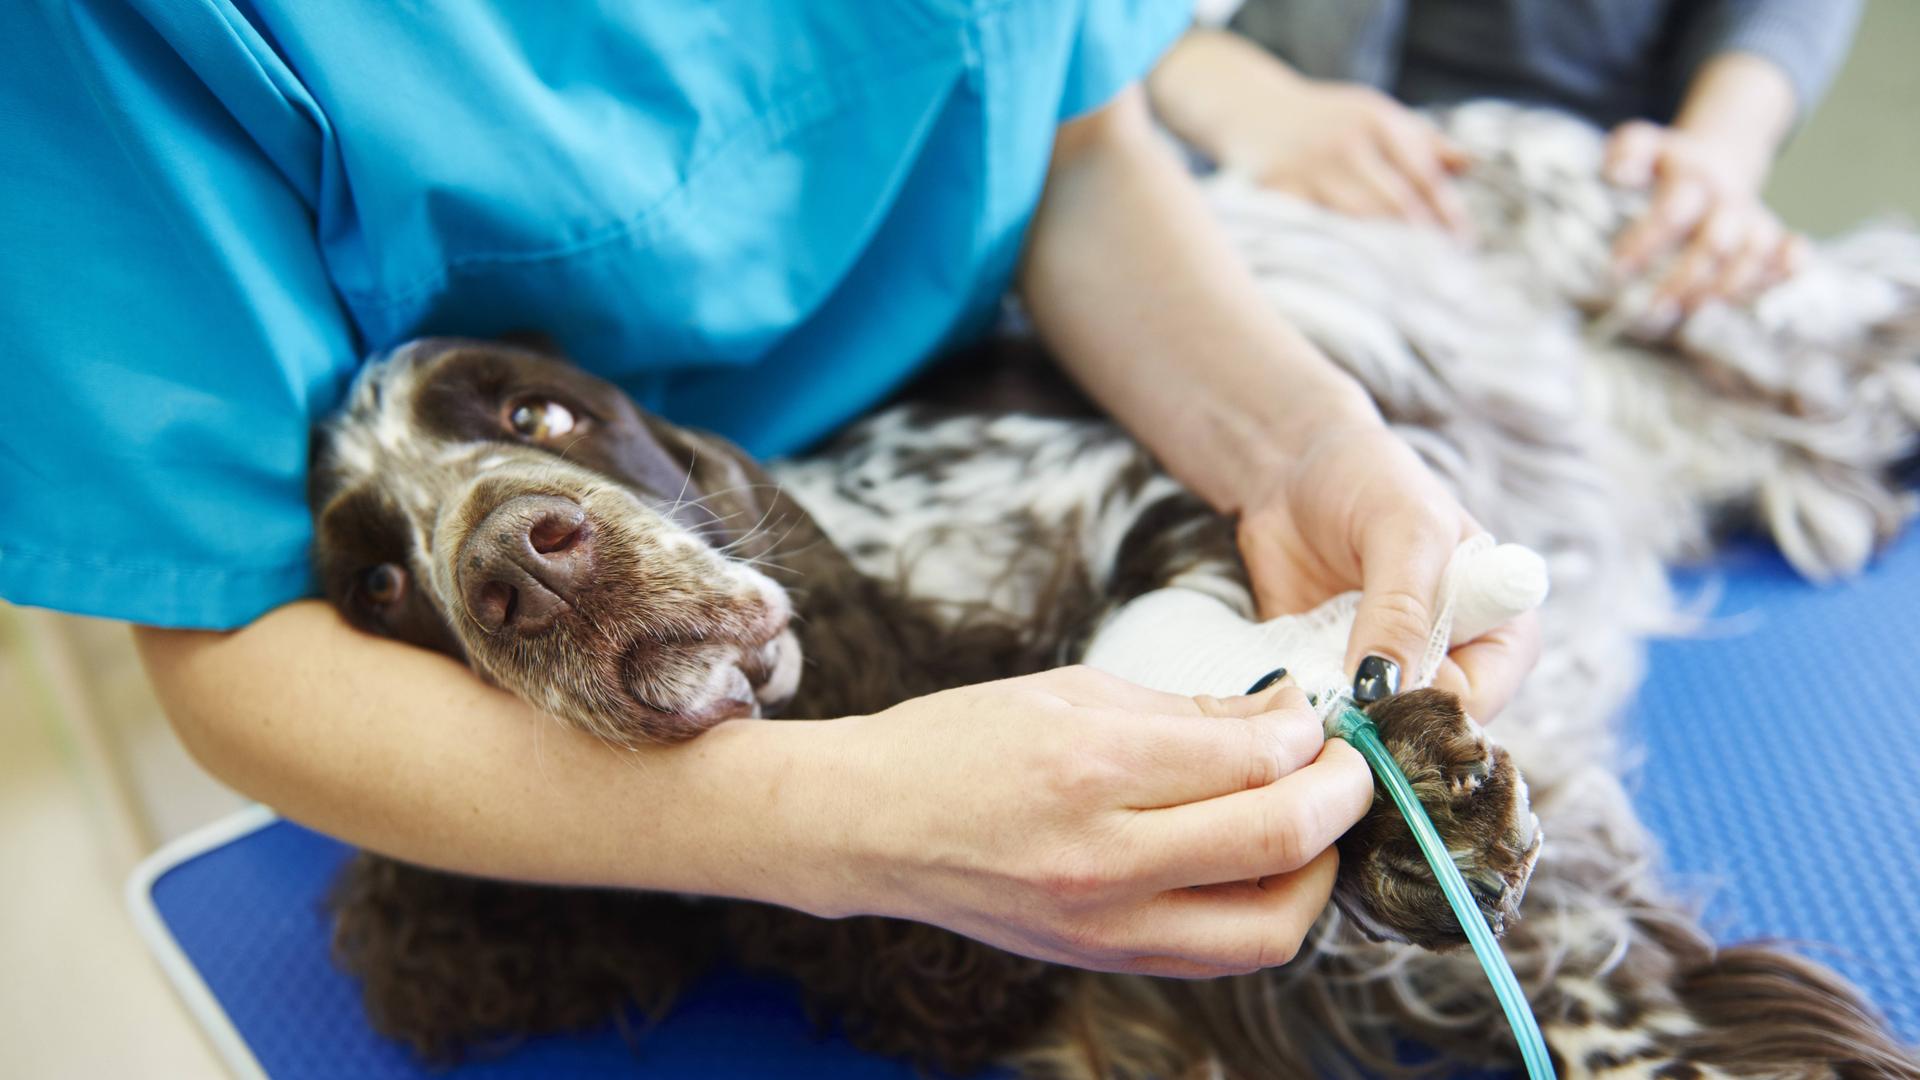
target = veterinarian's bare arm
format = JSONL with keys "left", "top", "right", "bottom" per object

{"left": 137, "top": 605, "right": 1371, "bottom": 975}
{"left": 1019, "top": 84, "right": 1376, "bottom": 516}
{"left": 134, "top": 602, "right": 837, "bottom": 900}
{"left": 1018, "top": 86, "right": 1539, "bottom": 715}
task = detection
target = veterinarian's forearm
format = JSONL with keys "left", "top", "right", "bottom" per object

{"left": 1019, "top": 86, "right": 1378, "bottom": 515}
{"left": 136, "top": 606, "right": 1377, "bottom": 972}
{"left": 134, "top": 603, "right": 853, "bottom": 906}
{"left": 1674, "top": 53, "right": 1797, "bottom": 189}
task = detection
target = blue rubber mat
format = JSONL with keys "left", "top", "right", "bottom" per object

{"left": 1630, "top": 530, "right": 1920, "bottom": 1041}
{"left": 140, "top": 532, "right": 1920, "bottom": 1076}
{"left": 145, "top": 818, "right": 946, "bottom": 1078}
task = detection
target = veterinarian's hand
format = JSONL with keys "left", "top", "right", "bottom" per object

{"left": 1607, "top": 120, "right": 1804, "bottom": 321}
{"left": 1148, "top": 29, "right": 1471, "bottom": 235}
{"left": 821, "top": 667, "right": 1372, "bottom": 977}
{"left": 1235, "top": 417, "right": 1541, "bottom": 720}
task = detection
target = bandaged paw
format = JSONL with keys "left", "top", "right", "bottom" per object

{"left": 1079, "top": 538, "right": 1547, "bottom": 713}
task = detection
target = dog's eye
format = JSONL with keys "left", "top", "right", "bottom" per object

{"left": 506, "top": 398, "right": 577, "bottom": 441}
{"left": 361, "top": 563, "right": 407, "bottom": 607}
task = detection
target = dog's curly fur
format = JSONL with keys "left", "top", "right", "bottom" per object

{"left": 310, "top": 101, "right": 1920, "bottom": 1079}
{"left": 315, "top": 338, "right": 1548, "bottom": 1075}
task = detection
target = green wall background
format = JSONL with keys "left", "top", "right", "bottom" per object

{"left": 1768, "top": 0, "right": 1920, "bottom": 234}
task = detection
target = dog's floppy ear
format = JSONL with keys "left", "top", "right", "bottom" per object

{"left": 639, "top": 417, "right": 798, "bottom": 560}
{"left": 495, "top": 329, "right": 565, "bottom": 357}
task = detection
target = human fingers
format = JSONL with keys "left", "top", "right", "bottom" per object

{"left": 1122, "top": 739, "right": 1372, "bottom": 890}
{"left": 1105, "top": 846, "right": 1341, "bottom": 976}
{"left": 1104, "top": 684, "right": 1331, "bottom": 808}
{"left": 1256, "top": 169, "right": 1318, "bottom": 204}
{"left": 1773, "top": 233, "right": 1811, "bottom": 283}
{"left": 1732, "top": 232, "right": 1806, "bottom": 305}
{"left": 1614, "top": 174, "right": 1711, "bottom": 277}
{"left": 1742, "top": 227, "right": 1808, "bottom": 301}
{"left": 1305, "top": 164, "right": 1401, "bottom": 221}
{"left": 1236, "top": 508, "right": 1340, "bottom": 619}
{"left": 1345, "top": 144, "right": 1432, "bottom": 226}
{"left": 1655, "top": 201, "right": 1744, "bottom": 311}
{"left": 1343, "top": 509, "right": 1460, "bottom": 699}
{"left": 1603, "top": 120, "right": 1663, "bottom": 189}
{"left": 1378, "top": 122, "right": 1472, "bottom": 235}
{"left": 1049, "top": 663, "right": 1296, "bottom": 718}
{"left": 1032, "top": 667, "right": 1329, "bottom": 805}
{"left": 1708, "top": 211, "right": 1786, "bottom": 304}
{"left": 1303, "top": 173, "right": 1370, "bottom": 218}
{"left": 1427, "top": 609, "right": 1541, "bottom": 722}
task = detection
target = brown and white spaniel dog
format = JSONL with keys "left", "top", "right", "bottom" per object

{"left": 309, "top": 337, "right": 1911, "bottom": 1079}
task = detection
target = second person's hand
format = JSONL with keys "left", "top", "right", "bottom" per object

{"left": 1606, "top": 119, "right": 1805, "bottom": 322}
{"left": 1605, "top": 54, "right": 1809, "bottom": 323}
{"left": 1226, "top": 78, "right": 1473, "bottom": 236}
{"left": 1148, "top": 27, "right": 1471, "bottom": 235}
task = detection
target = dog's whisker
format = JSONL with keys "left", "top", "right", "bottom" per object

{"left": 664, "top": 452, "right": 699, "bottom": 520}
{"left": 715, "top": 499, "right": 781, "bottom": 555}
{"left": 671, "top": 481, "right": 787, "bottom": 514}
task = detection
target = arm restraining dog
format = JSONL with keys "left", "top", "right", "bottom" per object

{"left": 310, "top": 332, "right": 1915, "bottom": 1079}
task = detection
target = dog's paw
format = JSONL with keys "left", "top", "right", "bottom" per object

{"left": 1331, "top": 688, "right": 1542, "bottom": 950}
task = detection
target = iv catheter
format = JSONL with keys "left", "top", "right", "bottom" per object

{"left": 1083, "top": 538, "right": 1558, "bottom": 1074}
{"left": 1327, "top": 696, "right": 1558, "bottom": 1080}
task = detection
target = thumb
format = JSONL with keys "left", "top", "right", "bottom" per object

{"left": 1344, "top": 529, "right": 1453, "bottom": 704}
{"left": 1605, "top": 120, "right": 1662, "bottom": 188}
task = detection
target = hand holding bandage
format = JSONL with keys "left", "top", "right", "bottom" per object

{"left": 1082, "top": 538, "right": 1550, "bottom": 718}
{"left": 1082, "top": 538, "right": 1554, "bottom": 1072}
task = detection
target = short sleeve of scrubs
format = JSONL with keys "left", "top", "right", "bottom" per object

{"left": 0, "top": 0, "right": 1189, "bottom": 630}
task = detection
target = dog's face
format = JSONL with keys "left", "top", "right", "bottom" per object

{"left": 309, "top": 338, "right": 802, "bottom": 744}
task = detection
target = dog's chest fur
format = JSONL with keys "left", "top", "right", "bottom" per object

{"left": 774, "top": 407, "right": 1250, "bottom": 651}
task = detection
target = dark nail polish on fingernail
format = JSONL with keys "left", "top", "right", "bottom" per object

{"left": 1352, "top": 656, "right": 1400, "bottom": 704}
{"left": 1246, "top": 668, "right": 1289, "bottom": 695}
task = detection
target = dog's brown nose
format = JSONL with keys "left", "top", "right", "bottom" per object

{"left": 458, "top": 495, "right": 593, "bottom": 634}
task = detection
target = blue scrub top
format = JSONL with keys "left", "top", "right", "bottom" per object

{"left": 0, "top": 1, "right": 1186, "bottom": 629}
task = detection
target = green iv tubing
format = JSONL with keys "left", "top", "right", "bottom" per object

{"left": 1327, "top": 700, "right": 1558, "bottom": 1080}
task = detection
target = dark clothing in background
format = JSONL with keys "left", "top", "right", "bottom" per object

{"left": 1226, "top": 0, "right": 1862, "bottom": 128}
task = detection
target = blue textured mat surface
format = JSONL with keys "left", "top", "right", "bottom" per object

{"left": 150, "top": 820, "right": 937, "bottom": 1078}
{"left": 145, "top": 533, "right": 1920, "bottom": 1076}
{"left": 1630, "top": 533, "right": 1920, "bottom": 1042}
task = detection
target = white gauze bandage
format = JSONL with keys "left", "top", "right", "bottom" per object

{"left": 1080, "top": 537, "right": 1548, "bottom": 716}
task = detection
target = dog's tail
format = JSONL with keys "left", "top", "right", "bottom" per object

{"left": 1661, "top": 930, "right": 1920, "bottom": 1080}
